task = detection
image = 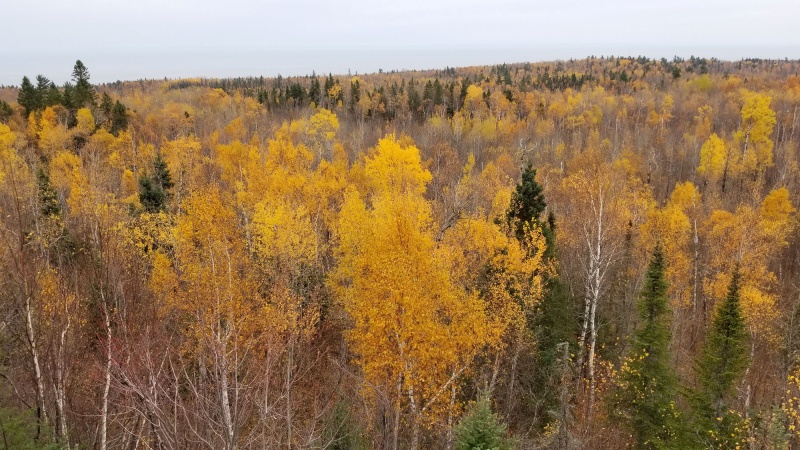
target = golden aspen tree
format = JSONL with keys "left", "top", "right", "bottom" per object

{"left": 733, "top": 90, "right": 776, "bottom": 174}
{"left": 153, "top": 187, "right": 260, "bottom": 449}
{"left": 332, "top": 135, "right": 491, "bottom": 450}
{"left": 697, "top": 133, "right": 728, "bottom": 185}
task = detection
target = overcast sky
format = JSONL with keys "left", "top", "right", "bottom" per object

{"left": 3, "top": 0, "right": 799, "bottom": 85}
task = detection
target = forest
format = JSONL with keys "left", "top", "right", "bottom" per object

{"left": 0, "top": 55, "right": 799, "bottom": 449}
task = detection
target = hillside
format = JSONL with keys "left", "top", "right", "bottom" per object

{"left": 1, "top": 56, "right": 799, "bottom": 449}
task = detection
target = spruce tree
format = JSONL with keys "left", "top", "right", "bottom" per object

{"left": 138, "top": 154, "right": 174, "bottom": 213}
{"left": 505, "top": 164, "right": 548, "bottom": 245}
{"left": 692, "top": 269, "right": 749, "bottom": 447}
{"left": 505, "top": 164, "right": 576, "bottom": 433}
{"left": 454, "top": 397, "right": 516, "bottom": 450}
{"left": 37, "top": 169, "right": 61, "bottom": 218}
{"left": 18, "top": 76, "right": 38, "bottom": 117}
{"left": 110, "top": 101, "right": 128, "bottom": 136}
{"left": 613, "top": 246, "right": 682, "bottom": 449}
{"left": 71, "top": 60, "right": 95, "bottom": 108}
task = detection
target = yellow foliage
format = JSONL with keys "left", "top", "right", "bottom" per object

{"left": 733, "top": 90, "right": 776, "bottom": 173}
{"left": 333, "top": 188, "right": 490, "bottom": 425}
{"left": 697, "top": 133, "right": 727, "bottom": 180}
{"left": 252, "top": 200, "right": 318, "bottom": 267}
{"left": 75, "top": 107, "right": 95, "bottom": 134}
{"left": 223, "top": 117, "right": 247, "bottom": 142}
{"left": 363, "top": 134, "right": 432, "bottom": 196}
{"left": 0, "top": 124, "right": 22, "bottom": 185}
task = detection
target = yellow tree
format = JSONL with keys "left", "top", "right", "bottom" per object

{"left": 733, "top": 90, "right": 776, "bottom": 174}
{"left": 640, "top": 182, "right": 700, "bottom": 306}
{"left": 332, "top": 135, "right": 491, "bottom": 450}
{"left": 152, "top": 187, "right": 262, "bottom": 449}
{"left": 697, "top": 133, "right": 728, "bottom": 188}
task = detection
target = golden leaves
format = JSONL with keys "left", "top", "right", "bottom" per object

{"left": 363, "top": 134, "right": 432, "bottom": 196}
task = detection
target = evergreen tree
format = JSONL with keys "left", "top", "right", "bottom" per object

{"left": 44, "top": 81, "right": 62, "bottom": 108}
{"left": 99, "top": 92, "right": 114, "bottom": 126}
{"left": 110, "top": 101, "right": 128, "bottom": 136}
{"left": 505, "top": 164, "right": 576, "bottom": 434}
{"left": 18, "top": 76, "right": 38, "bottom": 117}
{"left": 37, "top": 168, "right": 61, "bottom": 218}
{"left": 613, "top": 246, "right": 683, "bottom": 449}
{"left": 138, "top": 154, "right": 174, "bottom": 213}
{"left": 61, "top": 82, "right": 75, "bottom": 110}
{"left": 505, "top": 164, "right": 548, "bottom": 245}
{"left": 71, "top": 60, "right": 95, "bottom": 108}
{"left": 691, "top": 269, "right": 749, "bottom": 447}
{"left": 309, "top": 75, "right": 321, "bottom": 105}
{"left": 454, "top": 396, "right": 516, "bottom": 450}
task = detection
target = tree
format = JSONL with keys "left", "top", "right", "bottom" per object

{"left": 733, "top": 90, "right": 776, "bottom": 174}
{"left": 71, "top": 60, "right": 95, "bottom": 108}
{"left": 506, "top": 165, "right": 574, "bottom": 433}
{"left": 506, "top": 164, "right": 548, "bottom": 245}
{"left": 138, "top": 154, "right": 173, "bottom": 213}
{"left": 18, "top": 76, "right": 38, "bottom": 117}
{"left": 454, "top": 396, "right": 516, "bottom": 450}
{"left": 332, "top": 135, "right": 490, "bottom": 450}
{"left": 0, "top": 100, "right": 12, "bottom": 123}
{"left": 692, "top": 269, "right": 749, "bottom": 448}
{"left": 613, "top": 246, "right": 682, "bottom": 449}
{"left": 110, "top": 101, "right": 128, "bottom": 135}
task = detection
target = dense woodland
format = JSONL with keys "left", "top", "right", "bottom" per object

{"left": 1, "top": 56, "right": 800, "bottom": 449}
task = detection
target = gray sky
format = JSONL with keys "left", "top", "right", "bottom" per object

{"left": 3, "top": 0, "right": 799, "bottom": 85}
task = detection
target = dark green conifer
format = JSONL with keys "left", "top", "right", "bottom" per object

{"left": 18, "top": 76, "right": 38, "bottom": 116}
{"left": 454, "top": 396, "right": 516, "bottom": 450}
{"left": 614, "top": 246, "right": 683, "bottom": 449}
{"left": 71, "top": 60, "right": 95, "bottom": 108}
{"left": 691, "top": 269, "right": 749, "bottom": 448}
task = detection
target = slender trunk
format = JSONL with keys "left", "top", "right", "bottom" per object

{"left": 446, "top": 382, "right": 456, "bottom": 450}
{"left": 55, "top": 315, "right": 69, "bottom": 442}
{"left": 488, "top": 352, "right": 500, "bottom": 394}
{"left": 576, "top": 291, "right": 591, "bottom": 389}
{"left": 392, "top": 375, "right": 402, "bottom": 450}
{"left": 219, "top": 335, "right": 235, "bottom": 449}
{"left": 100, "top": 302, "right": 112, "bottom": 450}
{"left": 286, "top": 338, "right": 293, "bottom": 450}
{"left": 408, "top": 384, "right": 419, "bottom": 450}
{"left": 506, "top": 333, "right": 522, "bottom": 418}
{"left": 25, "top": 294, "right": 48, "bottom": 438}
{"left": 587, "top": 291, "right": 599, "bottom": 418}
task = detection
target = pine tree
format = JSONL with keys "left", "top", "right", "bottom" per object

{"left": 613, "top": 246, "right": 682, "bottom": 449}
{"left": 138, "top": 154, "right": 174, "bottom": 213}
{"left": 18, "top": 76, "right": 38, "bottom": 117}
{"left": 71, "top": 60, "right": 95, "bottom": 108}
{"left": 110, "top": 101, "right": 128, "bottom": 136}
{"left": 691, "top": 269, "right": 749, "bottom": 447}
{"left": 505, "top": 164, "right": 548, "bottom": 244}
{"left": 505, "top": 164, "right": 576, "bottom": 434}
{"left": 454, "top": 397, "right": 516, "bottom": 450}
{"left": 37, "top": 168, "right": 61, "bottom": 218}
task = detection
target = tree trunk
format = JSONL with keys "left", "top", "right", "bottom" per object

{"left": 24, "top": 293, "right": 48, "bottom": 439}
{"left": 100, "top": 301, "right": 112, "bottom": 450}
